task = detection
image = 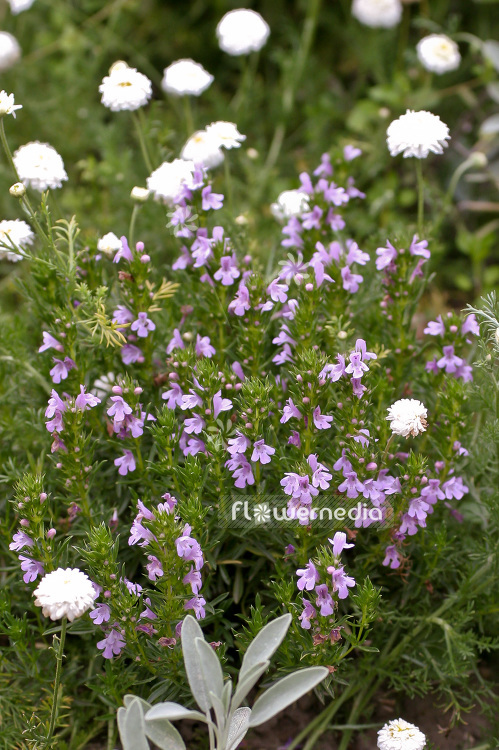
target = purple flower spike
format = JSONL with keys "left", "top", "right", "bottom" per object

{"left": 131, "top": 312, "right": 156, "bottom": 338}
{"left": 97, "top": 629, "right": 126, "bottom": 659}
{"left": 251, "top": 439, "right": 275, "bottom": 465}
{"left": 296, "top": 560, "right": 320, "bottom": 591}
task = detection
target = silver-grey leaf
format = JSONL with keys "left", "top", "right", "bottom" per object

{"left": 181, "top": 615, "right": 211, "bottom": 711}
{"left": 123, "top": 695, "right": 151, "bottom": 711}
{"left": 221, "top": 679, "right": 233, "bottom": 712}
{"left": 248, "top": 667, "right": 329, "bottom": 728}
{"left": 226, "top": 707, "right": 252, "bottom": 750}
{"left": 231, "top": 660, "right": 270, "bottom": 711}
{"left": 208, "top": 691, "right": 226, "bottom": 732}
{"left": 144, "top": 717, "right": 186, "bottom": 750}
{"left": 146, "top": 702, "right": 207, "bottom": 723}
{"left": 239, "top": 614, "right": 291, "bottom": 680}
{"left": 121, "top": 698, "right": 150, "bottom": 750}
{"left": 195, "top": 637, "right": 224, "bottom": 701}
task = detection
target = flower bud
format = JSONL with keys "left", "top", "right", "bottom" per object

{"left": 47, "top": 528, "right": 56, "bottom": 539}
{"left": 130, "top": 186, "right": 149, "bottom": 202}
{"left": 9, "top": 181, "right": 26, "bottom": 198}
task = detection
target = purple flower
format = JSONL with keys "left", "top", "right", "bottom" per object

{"left": 328, "top": 531, "right": 354, "bottom": 557}
{"left": 184, "top": 595, "right": 206, "bottom": 620}
{"left": 167, "top": 328, "right": 186, "bottom": 354}
{"left": 314, "top": 152, "right": 334, "bottom": 176}
{"left": 162, "top": 382, "right": 184, "bottom": 409}
{"left": 382, "top": 545, "right": 401, "bottom": 569}
{"left": 327, "top": 565, "right": 355, "bottom": 599}
{"left": 227, "top": 431, "right": 251, "bottom": 455}
{"left": 345, "top": 351, "right": 368, "bottom": 379}
{"left": 214, "top": 255, "right": 240, "bottom": 286}
{"left": 437, "top": 345, "right": 463, "bottom": 374}
{"left": 226, "top": 454, "right": 255, "bottom": 488}
{"left": 375, "top": 241, "right": 397, "bottom": 271}
{"left": 114, "top": 450, "right": 136, "bottom": 476}
{"left": 146, "top": 556, "right": 164, "bottom": 581}
{"left": 45, "top": 389, "right": 66, "bottom": 433}
{"left": 128, "top": 517, "right": 156, "bottom": 547}
{"left": 315, "top": 584, "right": 334, "bottom": 616}
{"left": 112, "top": 305, "right": 134, "bottom": 327}
{"left": 461, "top": 314, "right": 479, "bottom": 336}
{"left": 131, "top": 312, "right": 156, "bottom": 338}
{"left": 313, "top": 406, "right": 333, "bottom": 430}
{"left": 213, "top": 390, "right": 232, "bottom": 419}
{"left": 195, "top": 334, "right": 215, "bottom": 358}
{"left": 97, "top": 629, "right": 126, "bottom": 658}
{"left": 301, "top": 205, "right": 322, "bottom": 230}
{"left": 308, "top": 454, "right": 332, "bottom": 489}
{"left": 202, "top": 185, "right": 224, "bottom": 211}
{"left": 75, "top": 385, "right": 101, "bottom": 411}
{"left": 107, "top": 396, "right": 132, "bottom": 424}
{"left": 229, "top": 283, "right": 251, "bottom": 316}
{"left": 121, "top": 344, "right": 143, "bottom": 364}
{"left": 39, "top": 331, "right": 64, "bottom": 353}
{"left": 158, "top": 493, "right": 177, "bottom": 514}
{"left": 181, "top": 391, "right": 203, "bottom": 410}
{"left": 407, "top": 496, "right": 430, "bottom": 522}
{"left": 113, "top": 236, "right": 133, "bottom": 263}
{"left": 299, "top": 172, "right": 314, "bottom": 194}
{"left": 341, "top": 265, "right": 363, "bottom": 293}
{"left": 346, "top": 240, "right": 369, "bottom": 266}
{"left": 338, "top": 472, "right": 364, "bottom": 499}
{"left": 399, "top": 513, "right": 421, "bottom": 536}
{"left": 321, "top": 354, "right": 346, "bottom": 382}
{"left": 442, "top": 476, "right": 468, "bottom": 500}
{"left": 184, "top": 413, "right": 205, "bottom": 435}
{"left": 267, "top": 279, "right": 289, "bottom": 303}
{"left": 175, "top": 527, "right": 204, "bottom": 570}
{"left": 424, "top": 315, "right": 445, "bottom": 336}
{"left": 50, "top": 357, "right": 76, "bottom": 384}
{"left": 409, "top": 235, "right": 430, "bottom": 259}
{"left": 296, "top": 561, "right": 320, "bottom": 591}
{"left": 343, "top": 144, "right": 362, "bottom": 161}
{"left": 298, "top": 599, "right": 316, "bottom": 630}
{"left": 251, "top": 439, "right": 275, "bottom": 465}
{"left": 183, "top": 567, "right": 202, "bottom": 595}
{"left": 455, "top": 364, "right": 473, "bottom": 382}
{"left": 10, "top": 530, "right": 34, "bottom": 552}
{"left": 90, "top": 603, "right": 111, "bottom": 625}
{"left": 281, "top": 398, "right": 302, "bottom": 424}
{"left": 19, "top": 555, "right": 44, "bottom": 583}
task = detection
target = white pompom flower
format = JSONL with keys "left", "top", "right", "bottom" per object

{"left": 161, "top": 59, "right": 214, "bottom": 97}
{"left": 377, "top": 718, "right": 426, "bottom": 750}
{"left": 181, "top": 130, "right": 224, "bottom": 169}
{"left": 386, "top": 110, "right": 450, "bottom": 159}
{"left": 146, "top": 158, "right": 196, "bottom": 204}
{"left": 0, "top": 31, "right": 21, "bottom": 72}
{"left": 0, "top": 219, "right": 34, "bottom": 262}
{"left": 33, "top": 568, "right": 97, "bottom": 622}
{"left": 7, "top": 0, "right": 36, "bottom": 13}
{"left": 271, "top": 189, "right": 310, "bottom": 221}
{"left": 351, "top": 0, "right": 402, "bottom": 29}
{"left": 205, "top": 121, "right": 246, "bottom": 150}
{"left": 13, "top": 142, "right": 68, "bottom": 191}
{"left": 97, "top": 231, "right": 122, "bottom": 257}
{"left": 417, "top": 34, "right": 461, "bottom": 75}
{"left": 216, "top": 8, "right": 270, "bottom": 56}
{"left": 99, "top": 61, "right": 152, "bottom": 112}
{"left": 0, "top": 91, "right": 22, "bottom": 118}
{"left": 386, "top": 399, "right": 428, "bottom": 438}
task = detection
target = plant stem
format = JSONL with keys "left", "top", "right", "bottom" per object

{"left": 132, "top": 111, "right": 153, "bottom": 173}
{"left": 415, "top": 158, "right": 424, "bottom": 238}
{"left": 129, "top": 203, "right": 139, "bottom": 248}
{"left": 46, "top": 617, "right": 67, "bottom": 748}
{"left": 182, "top": 95, "right": 194, "bottom": 136}
{"left": 224, "top": 157, "right": 234, "bottom": 215}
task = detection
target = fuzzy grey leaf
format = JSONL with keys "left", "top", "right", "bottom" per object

{"left": 146, "top": 702, "right": 207, "bottom": 723}
{"left": 124, "top": 695, "right": 151, "bottom": 711}
{"left": 239, "top": 614, "right": 291, "bottom": 680}
{"left": 248, "top": 667, "right": 329, "bottom": 728}
{"left": 222, "top": 680, "right": 233, "bottom": 712}
{"left": 119, "top": 698, "right": 150, "bottom": 750}
{"left": 144, "top": 717, "right": 186, "bottom": 750}
{"left": 181, "top": 615, "right": 211, "bottom": 711}
{"left": 208, "top": 691, "right": 226, "bottom": 732}
{"left": 231, "top": 660, "right": 270, "bottom": 711}
{"left": 195, "top": 637, "right": 224, "bottom": 701}
{"left": 226, "top": 707, "right": 252, "bottom": 750}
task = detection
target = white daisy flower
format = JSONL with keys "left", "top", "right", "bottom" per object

{"left": 271, "top": 189, "right": 310, "bottom": 221}
{"left": 97, "top": 231, "right": 122, "bottom": 257}
{"left": 0, "top": 31, "right": 21, "bottom": 72}
{"left": 7, "top": 0, "right": 36, "bottom": 13}
{"left": 13, "top": 142, "right": 68, "bottom": 191}
{"left": 216, "top": 8, "right": 270, "bottom": 56}
{"left": 351, "top": 0, "right": 402, "bottom": 28}
{"left": 33, "top": 568, "right": 97, "bottom": 622}
{"left": 146, "top": 158, "right": 196, "bottom": 204}
{"left": 99, "top": 61, "right": 152, "bottom": 112}
{"left": 417, "top": 34, "right": 461, "bottom": 75}
{"left": 386, "top": 399, "right": 428, "bottom": 438}
{"left": 377, "top": 718, "right": 426, "bottom": 750}
{"left": 386, "top": 110, "right": 450, "bottom": 159}
{"left": 205, "top": 121, "right": 246, "bottom": 150}
{"left": 161, "top": 59, "right": 214, "bottom": 96}
{"left": 181, "top": 130, "right": 224, "bottom": 168}
{"left": 0, "top": 91, "right": 22, "bottom": 118}
{"left": 0, "top": 219, "right": 34, "bottom": 262}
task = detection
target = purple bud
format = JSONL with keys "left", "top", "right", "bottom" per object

{"left": 47, "top": 528, "right": 56, "bottom": 539}
{"left": 140, "top": 254, "right": 150, "bottom": 264}
{"left": 39, "top": 492, "right": 47, "bottom": 502}
{"left": 112, "top": 385, "right": 123, "bottom": 395}
{"left": 20, "top": 519, "right": 29, "bottom": 527}
{"left": 366, "top": 462, "right": 377, "bottom": 471}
